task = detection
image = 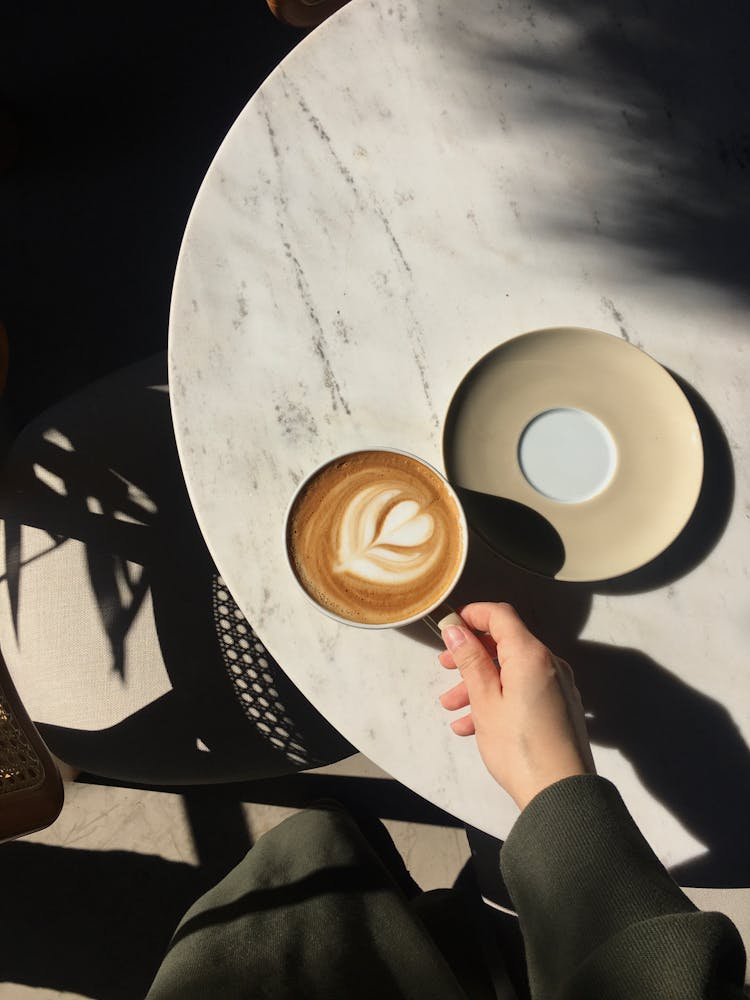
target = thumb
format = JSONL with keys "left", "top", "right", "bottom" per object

{"left": 442, "top": 624, "right": 501, "bottom": 703}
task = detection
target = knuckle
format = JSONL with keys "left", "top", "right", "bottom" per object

{"left": 494, "top": 601, "right": 521, "bottom": 624}
{"left": 536, "top": 640, "right": 554, "bottom": 661}
{"left": 457, "top": 645, "right": 485, "bottom": 671}
{"left": 495, "top": 601, "right": 516, "bottom": 613}
{"left": 518, "top": 636, "right": 547, "bottom": 662}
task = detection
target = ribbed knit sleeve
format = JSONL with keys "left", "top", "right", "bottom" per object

{"left": 500, "top": 775, "right": 746, "bottom": 999}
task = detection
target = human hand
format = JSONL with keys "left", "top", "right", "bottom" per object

{"left": 438, "top": 602, "right": 595, "bottom": 810}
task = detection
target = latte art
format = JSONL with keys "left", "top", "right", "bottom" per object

{"left": 335, "top": 487, "right": 438, "bottom": 584}
{"left": 287, "top": 451, "right": 465, "bottom": 625}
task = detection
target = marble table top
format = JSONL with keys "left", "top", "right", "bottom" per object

{"left": 169, "top": 0, "right": 750, "bottom": 884}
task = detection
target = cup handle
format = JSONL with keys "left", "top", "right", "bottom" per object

{"left": 422, "top": 601, "right": 460, "bottom": 640}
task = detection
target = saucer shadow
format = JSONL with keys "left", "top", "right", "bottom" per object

{"left": 455, "top": 487, "right": 566, "bottom": 578}
{"left": 596, "top": 372, "right": 734, "bottom": 595}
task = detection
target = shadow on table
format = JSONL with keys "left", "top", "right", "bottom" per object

{"left": 443, "top": 0, "right": 750, "bottom": 303}
{"left": 573, "top": 370, "right": 743, "bottom": 889}
{"left": 596, "top": 373, "right": 736, "bottom": 596}
{"left": 572, "top": 642, "right": 750, "bottom": 888}
{"left": 448, "top": 367, "right": 748, "bottom": 888}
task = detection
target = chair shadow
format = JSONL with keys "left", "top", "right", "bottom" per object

{"left": 1, "top": 354, "right": 355, "bottom": 787}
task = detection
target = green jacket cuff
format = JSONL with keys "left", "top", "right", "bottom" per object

{"left": 502, "top": 774, "right": 695, "bottom": 927}
{"left": 500, "top": 774, "right": 701, "bottom": 995}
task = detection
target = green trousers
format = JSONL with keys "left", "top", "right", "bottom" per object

{"left": 147, "top": 805, "right": 499, "bottom": 999}
{"left": 148, "top": 776, "right": 747, "bottom": 999}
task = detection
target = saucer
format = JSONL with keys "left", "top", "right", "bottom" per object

{"left": 443, "top": 327, "right": 704, "bottom": 581}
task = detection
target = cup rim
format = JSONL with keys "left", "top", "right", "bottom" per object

{"left": 284, "top": 446, "right": 469, "bottom": 629}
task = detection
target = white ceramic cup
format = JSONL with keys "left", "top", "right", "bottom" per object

{"left": 284, "top": 447, "right": 468, "bottom": 630}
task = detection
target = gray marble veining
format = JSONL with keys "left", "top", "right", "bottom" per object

{"left": 169, "top": 0, "right": 749, "bottom": 872}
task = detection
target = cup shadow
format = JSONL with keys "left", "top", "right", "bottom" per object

{"left": 455, "top": 488, "right": 565, "bottom": 579}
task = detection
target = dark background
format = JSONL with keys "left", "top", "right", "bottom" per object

{"left": 0, "top": 2, "right": 301, "bottom": 432}
{"left": 0, "top": 5, "right": 303, "bottom": 996}
{"left": 1, "top": 1, "right": 749, "bottom": 996}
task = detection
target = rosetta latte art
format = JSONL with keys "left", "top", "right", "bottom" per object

{"left": 287, "top": 450, "right": 465, "bottom": 625}
{"left": 335, "top": 487, "right": 439, "bottom": 584}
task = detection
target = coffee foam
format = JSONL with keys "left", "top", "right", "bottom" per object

{"left": 287, "top": 451, "right": 464, "bottom": 625}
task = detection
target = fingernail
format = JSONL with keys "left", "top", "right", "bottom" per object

{"left": 437, "top": 612, "right": 464, "bottom": 630}
{"left": 443, "top": 625, "right": 466, "bottom": 651}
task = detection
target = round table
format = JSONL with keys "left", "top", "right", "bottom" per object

{"left": 169, "top": 0, "right": 750, "bottom": 885}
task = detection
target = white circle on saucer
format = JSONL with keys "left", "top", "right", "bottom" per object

{"left": 518, "top": 407, "right": 617, "bottom": 503}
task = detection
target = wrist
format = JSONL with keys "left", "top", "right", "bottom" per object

{"left": 513, "top": 761, "right": 589, "bottom": 811}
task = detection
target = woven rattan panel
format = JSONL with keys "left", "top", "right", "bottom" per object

{"left": 0, "top": 685, "right": 44, "bottom": 795}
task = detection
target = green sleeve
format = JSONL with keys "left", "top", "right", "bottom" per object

{"left": 500, "top": 775, "right": 746, "bottom": 999}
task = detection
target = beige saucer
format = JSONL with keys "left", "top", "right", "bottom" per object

{"left": 443, "top": 327, "right": 704, "bottom": 582}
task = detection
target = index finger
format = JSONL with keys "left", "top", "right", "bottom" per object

{"left": 457, "top": 602, "right": 531, "bottom": 643}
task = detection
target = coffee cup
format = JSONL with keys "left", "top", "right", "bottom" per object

{"left": 285, "top": 448, "right": 468, "bottom": 629}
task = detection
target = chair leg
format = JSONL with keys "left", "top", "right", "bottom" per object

{"left": 52, "top": 754, "right": 81, "bottom": 782}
